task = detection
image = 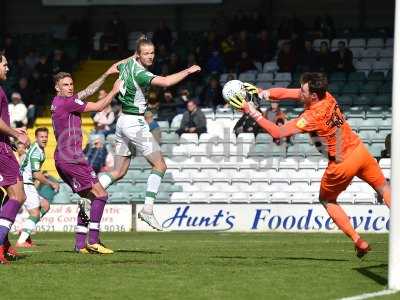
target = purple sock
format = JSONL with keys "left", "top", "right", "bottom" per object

{"left": 75, "top": 213, "right": 88, "bottom": 250}
{"left": 88, "top": 197, "right": 107, "bottom": 245}
{"left": 0, "top": 198, "right": 21, "bottom": 245}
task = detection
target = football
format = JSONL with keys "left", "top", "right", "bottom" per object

{"left": 222, "top": 79, "right": 246, "bottom": 102}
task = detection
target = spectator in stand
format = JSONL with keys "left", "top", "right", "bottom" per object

{"left": 35, "top": 54, "right": 52, "bottom": 86}
{"left": 200, "top": 77, "right": 224, "bottom": 110}
{"left": 237, "top": 51, "right": 257, "bottom": 73}
{"left": 264, "top": 101, "right": 287, "bottom": 124}
{"left": 146, "top": 91, "right": 159, "bottom": 117}
{"left": 381, "top": 133, "right": 391, "bottom": 159}
{"left": 84, "top": 135, "right": 108, "bottom": 174}
{"left": 93, "top": 90, "right": 115, "bottom": 137}
{"left": 158, "top": 90, "right": 177, "bottom": 124}
{"left": 206, "top": 50, "right": 224, "bottom": 74}
{"left": 50, "top": 49, "right": 70, "bottom": 74}
{"left": 298, "top": 40, "right": 318, "bottom": 72}
{"left": 233, "top": 111, "right": 262, "bottom": 136}
{"left": 255, "top": 29, "right": 274, "bottom": 63}
{"left": 152, "top": 19, "right": 173, "bottom": 50}
{"left": 14, "top": 58, "right": 31, "bottom": 79}
{"left": 316, "top": 41, "right": 333, "bottom": 73}
{"left": 25, "top": 49, "right": 39, "bottom": 72}
{"left": 176, "top": 100, "right": 207, "bottom": 136}
{"left": 144, "top": 111, "right": 162, "bottom": 144}
{"left": 16, "top": 77, "right": 37, "bottom": 127}
{"left": 332, "top": 41, "right": 355, "bottom": 73}
{"left": 8, "top": 92, "right": 28, "bottom": 128}
{"left": 175, "top": 87, "right": 193, "bottom": 114}
{"left": 277, "top": 42, "right": 297, "bottom": 72}
{"left": 168, "top": 53, "right": 181, "bottom": 74}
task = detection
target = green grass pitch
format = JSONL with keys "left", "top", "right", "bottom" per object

{"left": 0, "top": 232, "right": 397, "bottom": 300}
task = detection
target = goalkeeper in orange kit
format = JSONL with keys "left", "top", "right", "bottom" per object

{"left": 228, "top": 72, "right": 391, "bottom": 258}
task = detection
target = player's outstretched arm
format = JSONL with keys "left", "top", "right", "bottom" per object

{"left": 243, "top": 83, "right": 301, "bottom": 102}
{"left": 151, "top": 65, "right": 201, "bottom": 88}
{"left": 77, "top": 59, "right": 124, "bottom": 100}
{"left": 84, "top": 79, "right": 121, "bottom": 112}
{"left": 0, "top": 120, "right": 29, "bottom": 146}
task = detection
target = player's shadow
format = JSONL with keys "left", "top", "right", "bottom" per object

{"left": 353, "top": 264, "right": 388, "bottom": 286}
{"left": 274, "top": 256, "right": 349, "bottom": 262}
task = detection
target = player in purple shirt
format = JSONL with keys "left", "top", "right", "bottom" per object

{"left": 0, "top": 55, "right": 29, "bottom": 264}
{"left": 51, "top": 64, "right": 121, "bottom": 254}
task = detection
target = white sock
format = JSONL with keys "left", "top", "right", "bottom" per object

{"left": 98, "top": 173, "right": 114, "bottom": 190}
{"left": 18, "top": 218, "right": 36, "bottom": 244}
{"left": 144, "top": 170, "right": 164, "bottom": 212}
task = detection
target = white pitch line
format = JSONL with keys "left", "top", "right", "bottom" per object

{"left": 338, "top": 289, "right": 399, "bottom": 300}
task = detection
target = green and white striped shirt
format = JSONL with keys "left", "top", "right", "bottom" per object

{"left": 21, "top": 142, "right": 45, "bottom": 184}
{"left": 117, "top": 58, "right": 155, "bottom": 114}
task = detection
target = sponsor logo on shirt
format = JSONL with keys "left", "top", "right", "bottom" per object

{"left": 296, "top": 118, "right": 307, "bottom": 129}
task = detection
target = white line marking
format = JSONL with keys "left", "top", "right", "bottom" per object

{"left": 338, "top": 289, "right": 399, "bottom": 300}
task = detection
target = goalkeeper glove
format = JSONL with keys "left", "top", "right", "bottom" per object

{"left": 243, "top": 82, "right": 259, "bottom": 96}
{"left": 228, "top": 94, "right": 248, "bottom": 111}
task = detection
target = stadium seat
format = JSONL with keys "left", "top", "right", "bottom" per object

{"left": 354, "top": 61, "right": 372, "bottom": 75}
{"left": 359, "top": 82, "right": 380, "bottom": 95}
{"left": 239, "top": 72, "right": 257, "bottom": 82}
{"left": 372, "top": 60, "right": 392, "bottom": 74}
{"left": 291, "top": 192, "right": 319, "bottom": 204}
{"left": 331, "top": 38, "right": 347, "bottom": 48}
{"left": 170, "top": 192, "right": 191, "bottom": 203}
{"left": 359, "top": 118, "right": 379, "bottom": 131}
{"left": 255, "top": 133, "right": 273, "bottom": 144}
{"left": 367, "top": 38, "right": 384, "bottom": 48}
{"left": 337, "top": 95, "right": 354, "bottom": 107}
{"left": 257, "top": 81, "right": 274, "bottom": 90}
{"left": 230, "top": 192, "right": 250, "bottom": 203}
{"left": 337, "top": 193, "right": 354, "bottom": 204}
{"left": 274, "top": 72, "right": 292, "bottom": 82}
{"left": 379, "top": 48, "right": 394, "bottom": 59}
{"left": 158, "top": 121, "right": 170, "bottom": 132}
{"left": 386, "top": 38, "right": 394, "bottom": 47}
{"left": 369, "top": 143, "right": 385, "bottom": 157}
{"left": 161, "top": 132, "right": 179, "bottom": 144}
{"left": 330, "top": 72, "right": 347, "bottom": 82}
{"left": 270, "top": 192, "right": 291, "bottom": 203}
{"left": 379, "top": 81, "right": 392, "bottom": 95}
{"left": 313, "top": 39, "right": 330, "bottom": 49}
{"left": 257, "top": 72, "right": 274, "bottom": 82}
{"left": 220, "top": 73, "right": 236, "bottom": 84}
{"left": 374, "top": 95, "right": 392, "bottom": 107}
{"left": 341, "top": 82, "right": 360, "bottom": 95}
{"left": 349, "top": 38, "right": 366, "bottom": 48}
{"left": 361, "top": 48, "right": 379, "bottom": 59}
{"left": 249, "top": 192, "right": 269, "bottom": 203}
{"left": 348, "top": 71, "right": 366, "bottom": 82}
{"left": 180, "top": 133, "right": 198, "bottom": 145}
{"left": 170, "top": 114, "right": 183, "bottom": 131}
{"left": 367, "top": 71, "right": 385, "bottom": 83}
{"left": 263, "top": 61, "right": 278, "bottom": 73}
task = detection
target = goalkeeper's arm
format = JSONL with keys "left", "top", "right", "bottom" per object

{"left": 243, "top": 82, "right": 301, "bottom": 102}
{"left": 244, "top": 102, "right": 301, "bottom": 139}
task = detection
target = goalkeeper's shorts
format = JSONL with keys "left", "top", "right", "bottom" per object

{"left": 319, "top": 143, "right": 386, "bottom": 201}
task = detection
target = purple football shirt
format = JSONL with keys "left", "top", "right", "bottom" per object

{"left": 51, "top": 95, "right": 87, "bottom": 163}
{"left": 0, "top": 87, "right": 12, "bottom": 153}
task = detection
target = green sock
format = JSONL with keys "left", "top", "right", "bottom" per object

{"left": 40, "top": 207, "right": 48, "bottom": 218}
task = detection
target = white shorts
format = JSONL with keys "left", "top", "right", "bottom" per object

{"left": 23, "top": 184, "right": 40, "bottom": 210}
{"left": 115, "top": 113, "right": 161, "bottom": 157}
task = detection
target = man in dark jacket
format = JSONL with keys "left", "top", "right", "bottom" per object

{"left": 332, "top": 41, "right": 354, "bottom": 73}
{"left": 176, "top": 100, "right": 207, "bottom": 136}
